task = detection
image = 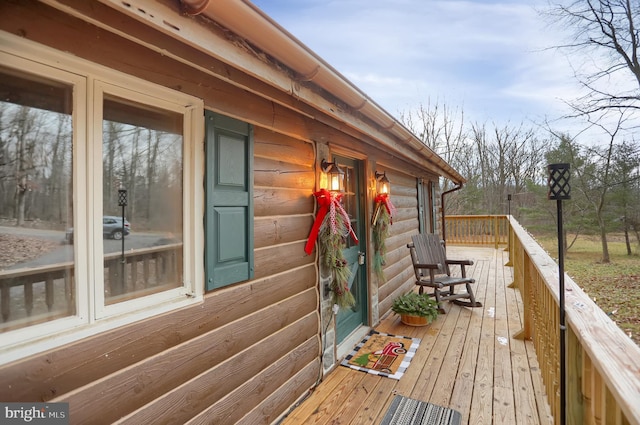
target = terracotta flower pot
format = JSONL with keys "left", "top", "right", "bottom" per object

{"left": 400, "top": 314, "right": 430, "bottom": 327}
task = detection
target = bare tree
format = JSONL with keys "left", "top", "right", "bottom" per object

{"left": 611, "top": 139, "right": 640, "bottom": 253}
{"left": 11, "top": 106, "right": 42, "bottom": 226}
{"left": 146, "top": 130, "right": 161, "bottom": 220}
{"left": 467, "top": 122, "right": 547, "bottom": 215}
{"left": 546, "top": 0, "right": 640, "bottom": 115}
{"left": 578, "top": 114, "right": 628, "bottom": 262}
{"left": 47, "top": 114, "right": 72, "bottom": 223}
{"left": 399, "top": 98, "right": 467, "bottom": 192}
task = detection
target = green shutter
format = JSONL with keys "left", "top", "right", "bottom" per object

{"left": 205, "top": 111, "right": 254, "bottom": 290}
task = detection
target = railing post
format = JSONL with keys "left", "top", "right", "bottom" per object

{"left": 505, "top": 216, "right": 513, "bottom": 267}
{"left": 512, "top": 247, "right": 531, "bottom": 340}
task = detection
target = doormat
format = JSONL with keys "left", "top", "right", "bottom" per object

{"left": 340, "top": 330, "right": 420, "bottom": 380}
{"left": 380, "top": 395, "right": 462, "bottom": 425}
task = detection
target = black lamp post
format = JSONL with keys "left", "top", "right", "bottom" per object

{"left": 547, "top": 163, "right": 571, "bottom": 425}
{"left": 118, "top": 188, "right": 128, "bottom": 294}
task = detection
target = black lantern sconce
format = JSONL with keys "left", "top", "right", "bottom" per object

{"left": 321, "top": 159, "right": 345, "bottom": 192}
{"left": 375, "top": 171, "right": 390, "bottom": 195}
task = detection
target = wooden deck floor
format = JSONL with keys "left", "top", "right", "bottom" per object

{"left": 279, "top": 246, "right": 554, "bottom": 425}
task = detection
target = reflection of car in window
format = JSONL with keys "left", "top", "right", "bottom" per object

{"left": 65, "top": 216, "right": 131, "bottom": 243}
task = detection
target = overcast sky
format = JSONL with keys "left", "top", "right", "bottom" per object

{"left": 251, "top": 0, "right": 588, "bottom": 136}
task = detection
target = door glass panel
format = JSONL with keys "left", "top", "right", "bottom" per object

{"left": 0, "top": 67, "right": 75, "bottom": 332}
{"left": 335, "top": 157, "right": 367, "bottom": 343}
{"left": 342, "top": 166, "right": 358, "bottom": 249}
{"left": 102, "top": 95, "right": 183, "bottom": 304}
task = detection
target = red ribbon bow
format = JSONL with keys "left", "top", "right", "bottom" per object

{"left": 304, "top": 189, "right": 359, "bottom": 255}
{"left": 374, "top": 193, "right": 396, "bottom": 224}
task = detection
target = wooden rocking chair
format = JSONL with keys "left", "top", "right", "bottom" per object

{"left": 407, "top": 234, "right": 482, "bottom": 313}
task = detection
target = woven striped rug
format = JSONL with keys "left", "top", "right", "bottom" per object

{"left": 380, "top": 395, "right": 462, "bottom": 425}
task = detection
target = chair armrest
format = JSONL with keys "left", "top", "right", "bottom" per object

{"left": 446, "top": 259, "right": 474, "bottom": 266}
{"left": 412, "top": 262, "right": 442, "bottom": 270}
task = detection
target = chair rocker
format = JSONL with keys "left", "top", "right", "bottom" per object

{"left": 407, "top": 233, "right": 482, "bottom": 313}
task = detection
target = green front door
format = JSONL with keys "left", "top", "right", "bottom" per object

{"left": 335, "top": 156, "right": 368, "bottom": 343}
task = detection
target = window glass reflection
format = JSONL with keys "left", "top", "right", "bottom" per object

{"left": 102, "top": 96, "right": 184, "bottom": 304}
{"left": 0, "top": 68, "right": 75, "bottom": 331}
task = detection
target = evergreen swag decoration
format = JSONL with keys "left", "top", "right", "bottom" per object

{"left": 304, "top": 189, "right": 359, "bottom": 309}
{"left": 319, "top": 212, "right": 356, "bottom": 308}
{"left": 372, "top": 205, "right": 391, "bottom": 282}
{"left": 372, "top": 193, "right": 395, "bottom": 282}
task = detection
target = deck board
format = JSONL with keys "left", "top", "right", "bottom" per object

{"left": 279, "top": 247, "right": 553, "bottom": 425}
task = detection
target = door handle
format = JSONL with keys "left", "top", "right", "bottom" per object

{"left": 358, "top": 251, "right": 365, "bottom": 265}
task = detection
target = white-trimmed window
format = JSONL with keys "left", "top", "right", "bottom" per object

{"left": 0, "top": 34, "right": 204, "bottom": 363}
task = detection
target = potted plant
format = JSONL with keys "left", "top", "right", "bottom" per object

{"left": 391, "top": 291, "right": 439, "bottom": 326}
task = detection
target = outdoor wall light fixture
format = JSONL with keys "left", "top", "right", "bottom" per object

{"left": 375, "top": 171, "right": 390, "bottom": 195}
{"left": 321, "top": 159, "right": 345, "bottom": 192}
{"left": 372, "top": 171, "right": 394, "bottom": 227}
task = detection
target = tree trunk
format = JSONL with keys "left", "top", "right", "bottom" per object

{"left": 599, "top": 221, "right": 610, "bottom": 263}
{"left": 624, "top": 226, "right": 631, "bottom": 255}
{"left": 15, "top": 175, "right": 26, "bottom": 226}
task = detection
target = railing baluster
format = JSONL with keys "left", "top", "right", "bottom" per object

{"left": 593, "top": 371, "right": 603, "bottom": 425}
{"left": 155, "top": 253, "right": 163, "bottom": 282}
{"left": 45, "top": 275, "right": 54, "bottom": 311}
{"left": 567, "top": 327, "right": 584, "bottom": 425}
{"left": 25, "top": 282, "right": 34, "bottom": 316}
{"left": 168, "top": 251, "right": 176, "bottom": 282}
{"left": 604, "top": 386, "right": 618, "bottom": 425}
{"left": 583, "top": 353, "right": 594, "bottom": 425}
{"left": 1, "top": 282, "right": 10, "bottom": 322}
{"left": 131, "top": 258, "right": 138, "bottom": 291}
{"left": 64, "top": 271, "right": 73, "bottom": 305}
{"left": 108, "top": 260, "right": 119, "bottom": 296}
{"left": 445, "top": 215, "right": 510, "bottom": 247}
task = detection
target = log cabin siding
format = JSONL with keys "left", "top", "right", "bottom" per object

{"left": 252, "top": 127, "right": 317, "bottom": 282}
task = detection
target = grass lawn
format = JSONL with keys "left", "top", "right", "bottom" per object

{"left": 534, "top": 233, "right": 640, "bottom": 346}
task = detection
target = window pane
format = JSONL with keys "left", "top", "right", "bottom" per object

{"left": 0, "top": 68, "right": 75, "bottom": 331}
{"left": 343, "top": 166, "right": 358, "bottom": 249}
{"left": 102, "top": 96, "right": 183, "bottom": 304}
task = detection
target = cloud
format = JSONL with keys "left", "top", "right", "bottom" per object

{"left": 252, "top": 0, "right": 627, "bottom": 135}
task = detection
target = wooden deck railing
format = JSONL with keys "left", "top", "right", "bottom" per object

{"left": 444, "top": 214, "right": 509, "bottom": 248}
{"left": 446, "top": 215, "right": 640, "bottom": 425}
{"left": 0, "top": 244, "right": 182, "bottom": 329}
